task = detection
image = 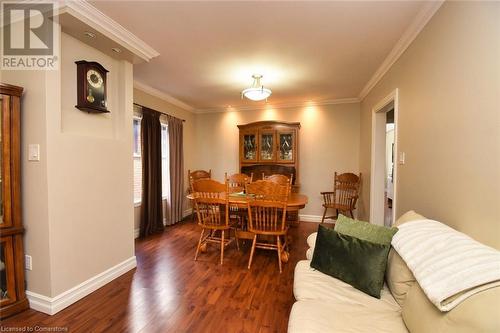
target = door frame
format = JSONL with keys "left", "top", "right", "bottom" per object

{"left": 369, "top": 89, "right": 399, "bottom": 226}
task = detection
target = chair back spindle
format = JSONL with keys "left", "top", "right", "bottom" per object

{"left": 192, "top": 179, "right": 228, "bottom": 228}
{"left": 245, "top": 180, "right": 290, "bottom": 234}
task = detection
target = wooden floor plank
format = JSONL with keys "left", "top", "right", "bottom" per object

{"left": 0, "top": 220, "right": 318, "bottom": 332}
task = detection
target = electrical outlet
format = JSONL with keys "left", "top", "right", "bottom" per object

{"left": 25, "top": 255, "right": 32, "bottom": 270}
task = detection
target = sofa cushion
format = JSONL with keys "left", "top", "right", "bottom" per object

{"left": 288, "top": 300, "right": 408, "bottom": 333}
{"left": 335, "top": 214, "right": 398, "bottom": 245}
{"left": 311, "top": 225, "right": 391, "bottom": 298}
{"left": 305, "top": 248, "right": 313, "bottom": 260}
{"left": 394, "top": 210, "right": 425, "bottom": 227}
{"left": 385, "top": 210, "right": 426, "bottom": 306}
{"left": 294, "top": 260, "right": 401, "bottom": 312}
{"left": 402, "top": 282, "right": 500, "bottom": 333}
{"left": 306, "top": 231, "right": 317, "bottom": 249}
{"left": 386, "top": 249, "right": 416, "bottom": 307}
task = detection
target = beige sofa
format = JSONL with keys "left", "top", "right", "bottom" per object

{"left": 288, "top": 211, "right": 500, "bottom": 333}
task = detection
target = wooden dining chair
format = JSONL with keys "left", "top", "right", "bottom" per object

{"left": 245, "top": 180, "right": 290, "bottom": 273}
{"left": 188, "top": 169, "right": 212, "bottom": 189}
{"left": 225, "top": 172, "right": 253, "bottom": 193}
{"left": 188, "top": 169, "right": 212, "bottom": 220}
{"left": 225, "top": 172, "right": 253, "bottom": 231}
{"left": 321, "top": 172, "right": 361, "bottom": 223}
{"left": 192, "top": 178, "right": 238, "bottom": 265}
{"left": 263, "top": 173, "right": 293, "bottom": 187}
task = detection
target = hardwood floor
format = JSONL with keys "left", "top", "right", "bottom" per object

{"left": 1, "top": 220, "right": 318, "bottom": 332}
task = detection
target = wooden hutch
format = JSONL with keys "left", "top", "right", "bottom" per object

{"left": 238, "top": 121, "right": 300, "bottom": 191}
{"left": 0, "top": 84, "right": 28, "bottom": 318}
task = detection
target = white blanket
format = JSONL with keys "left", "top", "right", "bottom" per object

{"left": 391, "top": 219, "right": 500, "bottom": 311}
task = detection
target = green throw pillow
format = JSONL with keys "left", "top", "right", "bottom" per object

{"left": 335, "top": 214, "right": 398, "bottom": 245}
{"left": 310, "top": 225, "right": 390, "bottom": 298}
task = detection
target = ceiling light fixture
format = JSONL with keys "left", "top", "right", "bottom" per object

{"left": 241, "top": 74, "right": 272, "bottom": 101}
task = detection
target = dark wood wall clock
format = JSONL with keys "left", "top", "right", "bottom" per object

{"left": 75, "top": 60, "right": 110, "bottom": 113}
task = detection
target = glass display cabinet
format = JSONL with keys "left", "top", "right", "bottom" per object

{"left": 0, "top": 84, "right": 28, "bottom": 319}
{"left": 240, "top": 131, "right": 258, "bottom": 162}
{"left": 260, "top": 131, "right": 275, "bottom": 161}
{"left": 278, "top": 131, "right": 295, "bottom": 162}
{"left": 238, "top": 121, "right": 300, "bottom": 189}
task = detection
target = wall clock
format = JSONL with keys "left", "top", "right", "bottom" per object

{"left": 75, "top": 60, "right": 110, "bottom": 113}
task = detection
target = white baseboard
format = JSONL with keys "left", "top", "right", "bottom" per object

{"left": 134, "top": 209, "right": 193, "bottom": 239}
{"left": 299, "top": 214, "right": 335, "bottom": 224}
{"left": 26, "top": 256, "right": 137, "bottom": 315}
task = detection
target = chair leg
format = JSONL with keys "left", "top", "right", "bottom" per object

{"left": 350, "top": 210, "right": 354, "bottom": 218}
{"left": 277, "top": 236, "right": 283, "bottom": 273}
{"left": 321, "top": 207, "right": 327, "bottom": 224}
{"left": 335, "top": 209, "right": 339, "bottom": 219}
{"left": 248, "top": 234, "right": 257, "bottom": 269}
{"left": 234, "top": 228, "right": 240, "bottom": 251}
{"left": 194, "top": 228, "right": 205, "bottom": 261}
{"left": 220, "top": 230, "right": 225, "bottom": 265}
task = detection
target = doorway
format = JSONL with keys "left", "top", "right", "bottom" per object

{"left": 370, "top": 89, "right": 399, "bottom": 226}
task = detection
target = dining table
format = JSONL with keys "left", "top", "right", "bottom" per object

{"left": 187, "top": 192, "right": 308, "bottom": 240}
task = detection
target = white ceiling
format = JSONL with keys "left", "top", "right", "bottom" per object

{"left": 90, "top": 1, "right": 428, "bottom": 110}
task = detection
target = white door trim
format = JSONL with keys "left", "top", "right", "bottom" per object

{"left": 370, "top": 89, "right": 399, "bottom": 225}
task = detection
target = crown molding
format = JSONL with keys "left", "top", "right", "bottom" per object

{"left": 194, "top": 97, "right": 360, "bottom": 114}
{"left": 358, "top": 1, "right": 444, "bottom": 101}
{"left": 133, "top": 81, "right": 195, "bottom": 112}
{"left": 57, "top": 0, "right": 159, "bottom": 63}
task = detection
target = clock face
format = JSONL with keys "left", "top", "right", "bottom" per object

{"left": 86, "top": 69, "right": 103, "bottom": 88}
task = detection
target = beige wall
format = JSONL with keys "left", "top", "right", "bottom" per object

{"left": 194, "top": 103, "right": 361, "bottom": 218}
{"left": 359, "top": 2, "right": 500, "bottom": 248}
{"left": 0, "top": 31, "right": 136, "bottom": 297}
{"left": 133, "top": 88, "right": 196, "bottom": 230}
{"left": 47, "top": 33, "right": 135, "bottom": 295}
{"left": 0, "top": 70, "right": 53, "bottom": 296}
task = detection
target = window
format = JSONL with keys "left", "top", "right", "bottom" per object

{"left": 133, "top": 117, "right": 142, "bottom": 204}
{"left": 161, "top": 124, "right": 170, "bottom": 199}
{"left": 133, "top": 117, "right": 170, "bottom": 205}
{"left": 133, "top": 117, "right": 141, "bottom": 157}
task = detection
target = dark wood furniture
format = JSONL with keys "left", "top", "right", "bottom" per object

{"left": 238, "top": 121, "right": 300, "bottom": 191}
{"left": 0, "top": 84, "right": 28, "bottom": 319}
{"left": 192, "top": 179, "right": 238, "bottom": 265}
{"left": 245, "top": 180, "right": 290, "bottom": 273}
{"left": 321, "top": 172, "right": 361, "bottom": 223}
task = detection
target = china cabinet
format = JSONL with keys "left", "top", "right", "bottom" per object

{"left": 0, "top": 83, "right": 28, "bottom": 318}
{"left": 238, "top": 121, "right": 300, "bottom": 189}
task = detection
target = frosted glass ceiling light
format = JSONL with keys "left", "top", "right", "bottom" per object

{"left": 242, "top": 74, "right": 272, "bottom": 101}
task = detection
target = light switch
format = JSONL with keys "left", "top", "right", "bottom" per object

{"left": 28, "top": 144, "right": 40, "bottom": 161}
{"left": 398, "top": 152, "right": 405, "bottom": 165}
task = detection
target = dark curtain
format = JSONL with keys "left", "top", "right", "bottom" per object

{"left": 140, "top": 108, "right": 164, "bottom": 237}
{"left": 166, "top": 115, "right": 184, "bottom": 225}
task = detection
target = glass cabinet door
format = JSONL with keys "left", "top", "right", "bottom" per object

{"left": 259, "top": 131, "right": 275, "bottom": 161}
{"left": 0, "top": 237, "right": 16, "bottom": 306}
{"left": 241, "top": 132, "right": 257, "bottom": 162}
{"left": 277, "top": 131, "right": 295, "bottom": 163}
